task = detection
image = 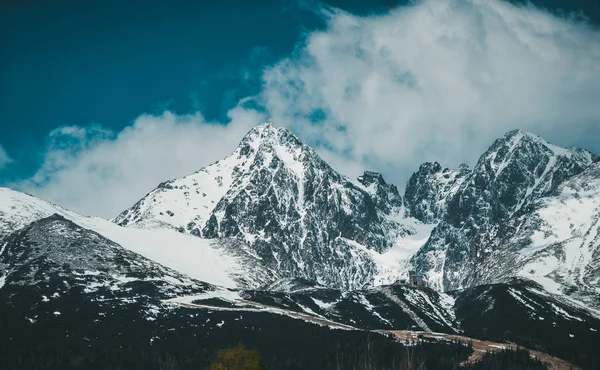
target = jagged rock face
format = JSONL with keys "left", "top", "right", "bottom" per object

{"left": 115, "top": 124, "right": 412, "bottom": 290}
{"left": 445, "top": 130, "right": 594, "bottom": 226}
{"left": 357, "top": 171, "right": 402, "bottom": 213}
{"left": 410, "top": 130, "right": 598, "bottom": 296}
{"left": 404, "top": 162, "right": 470, "bottom": 223}
{"left": 468, "top": 162, "right": 600, "bottom": 309}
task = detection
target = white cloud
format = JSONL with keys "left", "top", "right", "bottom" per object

{"left": 0, "top": 145, "right": 12, "bottom": 169}
{"left": 261, "top": 0, "right": 600, "bottom": 184}
{"left": 15, "top": 107, "right": 265, "bottom": 217}
{"left": 11, "top": 0, "right": 600, "bottom": 217}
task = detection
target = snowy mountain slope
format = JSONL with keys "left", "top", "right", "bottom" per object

{"left": 0, "top": 185, "right": 417, "bottom": 291}
{"left": 462, "top": 162, "right": 600, "bottom": 309}
{"left": 341, "top": 218, "right": 435, "bottom": 286}
{"left": 0, "top": 214, "right": 213, "bottom": 314}
{"left": 0, "top": 188, "right": 80, "bottom": 239}
{"left": 515, "top": 162, "right": 600, "bottom": 296}
{"left": 409, "top": 130, "right": 599, "bottom": 304}
{"left": 115, "top": 123, "right": 417, "bottom": 290}
{"left": 0, "top": 187, "right": 246, "bottom": 288}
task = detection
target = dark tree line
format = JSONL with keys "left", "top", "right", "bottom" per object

{"left": 462, "top": 348, "right": 548, "bottom": 370}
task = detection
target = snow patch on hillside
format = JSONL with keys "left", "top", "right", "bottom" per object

{"left": 75, "top": 219, "right": 243, "bottom": 289}
{"left": 372, "top": 219, "right": 435, "bottom": 286}
{"left": 0, "top": 187, "right": 245, "bottom": 289}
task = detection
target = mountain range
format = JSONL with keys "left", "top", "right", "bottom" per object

{"left": 1, "top": 123, "right": 599, "bottom": 369}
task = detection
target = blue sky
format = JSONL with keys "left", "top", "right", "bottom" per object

{"left": 2, "top": 0, "right": 600, "bottom": 216}
{"left": 0, "top": 0, "right": 398, "bottom": 181}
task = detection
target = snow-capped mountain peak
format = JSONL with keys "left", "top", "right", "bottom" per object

{"left": 115, "top": 123, "right": 415, "bottom": 290}
{"left": 409, "top": 129, "right": 600, "bottom": 309}
{"left": 0, "top": 187, "right": 76, "bottom": 239}
{"left": 460, "top": 128, "right": 598, "bottom": 223}
{"left": 114, "top": 123, "right": 323, "bottom": 231}
{"left": 238, "top": 122, "right": 305, "bottom": 151}
{"left": 478, "top": 129, "right": 594, "bottom": 186}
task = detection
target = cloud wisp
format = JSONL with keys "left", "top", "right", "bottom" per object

{"left": 0, "top": 145, "right": 12, "bottom": 169}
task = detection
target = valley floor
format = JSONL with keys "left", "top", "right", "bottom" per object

{"left": 169, "top": 295, "right": 581, "bottom": 370}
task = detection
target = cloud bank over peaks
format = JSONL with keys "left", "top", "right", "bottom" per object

{"left": 9, "top": 0, "right": 600, "bottom": 218}
{"left": 260, "top": 0, "right": 600, "bottom": 184}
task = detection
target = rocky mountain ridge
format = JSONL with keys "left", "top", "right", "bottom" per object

{"left": 408, "top": 129, "right": 599, "bottom": 308}
{"left": 114, "top": 123, "right": 414, "bottom": 290}
{"left": 113, "top": 125, "right": 600, "bottom": 308}
{"left": 1, "top": 125, "right": 599, "bottom": 309}
{"left": 1, "top": 125, "right": 600, "bottom": 369}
